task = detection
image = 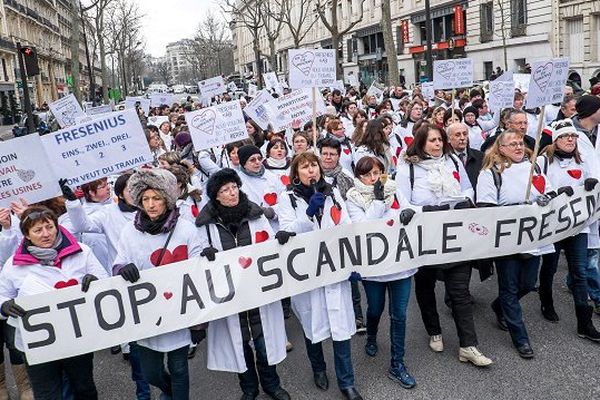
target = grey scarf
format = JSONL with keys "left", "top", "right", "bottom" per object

{"left": 27, "top": 231, "right": 64, "bottom": 266}
{"left": 323, "top": 164, "right": 354, "bottom": 200}
{"left": 241, "top": 165, "right": 265, "bottom": 178}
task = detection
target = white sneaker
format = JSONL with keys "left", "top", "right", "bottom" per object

{"left": 429, "top": 335, "right": 444, "bottom": 352}
{"left": 459, "top": 346, "right": 493, "bottom": 367}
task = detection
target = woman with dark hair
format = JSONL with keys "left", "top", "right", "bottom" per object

{"left": 353, "top": 118, "right": 393, "bottom": 174}
{"left": 535, "top": 119, "right": 600, "bottom": 341}
{"left": 463, "top": 106, "right": 485, "bottom": 150}
{"left": 351, "top": 110, "right": 368, "bottom": 143}
{"left": 277, "top": 152, "right": 363, "bottom": 400}
{"left": 246, "top": 119, "right": 266, "bottom": 150}
{"left": 393, "top": 100, "right": 423, "bottom": 148}
{"left": 221, "top": 139, "right": 253, "bottom": 170}
{"left": 429, "top": 106, "right": 446, "bottom": 129}
{"left": 292, "top": 131, "right": 312, "bottom": 155}
{"left": 396, "top": 124, "right": 492, "bottom": 367}
{"left": 443, "top": 108, "right": 462, "bottom": 127}
{"left": 0, "top": 206, "right": 107, "bottom": 400}
{"left": 345, "top": 157, "right": 417, "bottom": 389}
{"left": 264, "top": 138, "right": 292, "bottom": 178}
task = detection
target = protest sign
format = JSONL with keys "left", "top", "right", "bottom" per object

{"left": 147, "top": 115, "right": 169, "bottom": 128}
{"left": 433, "top": 58, "right": 473, "bottom": 89}
{"left": 227, "top": 82, "right": 238, "bottom": 93}
{"left": 264, "top": 88, "right": 327, "bottom": 132}
{"left": 198, "top": 76, "right": 226, "bottom": 98}
{"left": 329, "top": 80, "right": 346, "bottom": 96}
{"left": 125, "top": 97, "right": 151, "bottom": 115}
{"left": 149, "top": 93, "right": 174, "bottom": 107}
{"left": 525, "top": 58, "right": 570, "bottom": 109}
{"left": 345, "top": 73, "right": 359, "bottom": 88}
{"left": 48, "top": 94, "right": 86, "bottom": 128}
{"left": 0, "top": 134, "right": 60, "bottom": 207}
{"left": 16, "top": 186, "right": 600, "bottom": 365}
{"left": 288, "top": 49, "right": 336, "bottom": 89}
{"left": 263, "top": 72, "right": 283, "bottom": 95}
{"left": 488, "top": 80, "right": 516, "bottom": 112}
{"left": 185, "top": 100, "right": 247, "bottom": 150}
{"left": 421, "top": 82, "right": 435, "bottom": 101}
{"left": 513, "top": 73, "right": 531, "bottom": 92}
{"left": 41, "top": 109, "right": 153, "bottom": 187}
{"left": 244, "top": 90, "right": 273, "bottom": 130}
{"left": 366, "top": 81, "right": 384, "bottom": 98}
{"left": 248, "top": 83, "right": 258, "bottom": 97}
{"left": 85, "top": 104, "right": 113, "bottom": 117}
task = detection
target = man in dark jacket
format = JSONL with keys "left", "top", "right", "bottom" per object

{"left": 447, "top": 122, "right": 484, "bottom": 191}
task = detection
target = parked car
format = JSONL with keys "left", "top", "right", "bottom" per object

{"left": 12, "top": 112, "right": 51, "bottom": 137}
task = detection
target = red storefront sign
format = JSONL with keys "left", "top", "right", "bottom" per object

{"left": 401, "top": 20, "right": 409, "bottom": 43}
{"left": 454, "top": 5, "right": 465, "bottom": 35}
{"left": 408, "top": 38, "right": 467, "bottom": 54}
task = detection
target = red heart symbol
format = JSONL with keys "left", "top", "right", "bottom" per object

{"left": 567, "top": 169, "right": 582, "bottom": 179}
{"left": 280, "top": 175, "right": 291, "bottom": 186}
{"left": 255, "top": 230, "right": 269, "bottom": 243}
{"left": 54, "top": 279, "right": 78, "bottom": 289}
{"left": 396, "top": 146, "right": 401, "bottom": 157}
{"left": 330, "top": 205, "right": 342, "bottom": 225}
{"left": 191, "top": 205, "right": 199, "bottom": 218}
{"left": 392, "top": 156, "right": 398, "bottom": 166}
{"left": 239, "top": 256, "right": 252, "bottom": 269}
{"left": 404, "top": 137, "right": 413, "bottom": 146}
{"left": 171, "top": 245, "right": 188, "bottom": 262}
{"left": 343, "top": 148, "right": 351, "bottom": 155}
{"left": 163, "top": 292, "right": 173, "bottom": 300}
{"left": 453, "top": 171, "right": 460, "bottom": 182}
{"left": 150, "top": 245, "right": 188, "bottom": 266}
{"left": 532, "top": 175, "right": 546, "bottom": 193}
{"left": 386, "top": 219, "right": 394, "bottom": 226}
{"left": 391, "top": 198, "right": 400, "bottom": 209}
{"left": 263, "top": 192, "right": 278, "bottom": 206}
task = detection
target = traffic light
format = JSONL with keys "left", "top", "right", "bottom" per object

{"left": 20, "top": 46, "right": 39, "bottom": 77}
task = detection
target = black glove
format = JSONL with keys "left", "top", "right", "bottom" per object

{"left": 0, "top": 299, "right": 25, "bottom": 318}
{"left": 348, "top": 272, "right": 362, "bottom": 282}
{"left": 373, "top": 181, "right": 385, "bottom": 201}
{"left": 476, "top": 202, "right": 497, "bottom": 208}
{"left": 200, "top": 246, "right": 218, "bottom": 262}
{"left": 81, "top": 274, "right": 98, "bottom": 292}
{"left": 557, "top": 186, "right": 574, "bottom": 197}
{"left": 58, "top": 178, "right": 77, "bottom": 201}
{"left": 190, "top": 329, "right": 206, "bottom": 345}
{"left": 454, "top": 199, "right": 474, "bottom": 209}
{"left": 399, "top": 209, "right": 416, "bottom": 225}
{"left": 118, "top": 263, "right": 140, "bottom": 283}
{"left": 422, "top": 204, "right": 450, "bottom": 212}
{"left": 585, "top": 178, "right": 599, "bottom": 191}
{"left": 262, "top": 207, "right": 276, "bottom": 220}
{"left": 535, "top": 194, "right": 552, "bottom": 207}
{"left": 275, "top": 231, "right": 296, "bottom": 245}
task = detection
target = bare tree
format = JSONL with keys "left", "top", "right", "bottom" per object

{"left": 195, "top": 12, "right": 232, "bottom": 76}
{"left": 88, "top": 0, "right": 116, "bottom": 103}
{"left": 380, "top": 0, "right": 399, "bottom": 86}
{"left": 271, "top": 0, "right": 318, "bottom": 48}
{"left": 315, "top": 0, "right": 366, "bottom": 78}
{"left": 154, "top": 60, "right": 171, "bottom": 85}
{"left": 496, "top": 0, "right": 509, "bottom": 72}
{"left": 71, "top": 0, "right": 100, "bottom": 102}
{"left": 260, "top": 0, "right": 284, "bottom": 72}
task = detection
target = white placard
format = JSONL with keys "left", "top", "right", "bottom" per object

{"left": 330, "top": 80, "right": 346, "bottom": 96}
{"left": 227, "top": 82, "right": 238, "bottom": 93}
{"left": 185, "top": 100, "right": 248, "bottom": 150}
{"left": 345, "top": 73, "right": 359, "bottom": 88}
{"left": 263, "top": 72, "right": 283, "bottom": 95}
{"left": 125, "top": 97, "right": 151, "bottom": 115}
{"left": 421, "top": 82, "right": 435, "bottom": 101}
{"left": 245, "top": 90, "right": 274, "bottom": 130}
{"left": 0, "top": 134, "right": 60, "bottom": 207}
{"left": 366, "top": 81, "right": 384, "bottom": 98}
{"left": 41, "top": 109, "right": 153, "bottom": 187}
{"left": 433, "top": 58, "right": 474, "bottom": 89}
{"left": 488, "top": 80, "right": 516, "bottom": 112}
{"left": 85, "top": 104, "right": 113, "bottom": 117}
{"left": 149, "top": 93, "right": 174, "bottom": 107}
{"left": 265, "top": 88, "right": 327, "bottom": 132}
{"left": 248, "top": 84, "right": 258, "bottom": 97}
{"left": 525, "top": 58, "right": 570, "bottom": 109}
{"left": 288, "top": 49, "right": 336, "bottom": 89}
{"left": 15, "top": 186, "right": 600, "bottom": 365}
{"left": 513, "top": 73, "right": 531, "bottom": 92}
{"left": 48, "top": 94, "right": 86, "bottom": 128}
{"left": 198, "top": 76, "right": 226, "bottom": 98}
{"left": 147, "top": 116, "right": 169, "bottom": 128}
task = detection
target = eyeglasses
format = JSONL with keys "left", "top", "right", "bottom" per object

{"left": 218, "top": 183, "right": 238, "bottom": 195}
{"left": 501, "top": 141, "right": 525, "bottom": 149}
{"left": 22, "top": 210, "right": 54, "bottom": 224}
{"left": 557, "top": 133, "right": 579, "bottom": 140}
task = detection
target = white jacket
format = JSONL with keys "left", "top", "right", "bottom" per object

{"left": 278, "top": 186, "right": 356, "bottom": 343}
{"left": 575, "top": 127, "right": 600, "bottom": 248}
{"left": 0, "top": 215, "right": 21, "bottom": 268}
{"left": 238, "top": 169, "right": 287, "bottom": 232}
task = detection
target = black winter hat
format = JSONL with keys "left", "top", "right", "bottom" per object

{"left": 114, "top": 172, "right": 133, "bottom": 198}
{"left": 237, "top": 144, "right": 262, "bottom": 167}
{"left": 206, "top": 168, "right": 242, "bottom": 202}
{"left": 576, "top": 95, "right": 600, "bottom": 119}
{"left": 463, "top": 106, "right": 478, "bottom": 118}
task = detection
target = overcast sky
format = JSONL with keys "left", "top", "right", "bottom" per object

{"left": 137, "top": 0, "right": 226, "bottom": 58}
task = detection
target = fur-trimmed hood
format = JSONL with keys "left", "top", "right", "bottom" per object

{"left": 127, "top": 169, "right": 179, "bottom": 210}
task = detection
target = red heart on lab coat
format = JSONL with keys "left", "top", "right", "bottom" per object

{"left": 343, "top": 148, "right": 351, "bottom": 155}
{"left": 191, "top": 205, "right": 199, "bottom": 218}
{"left": 567, "top": 169, "right": 582, "bottom": 180}
{"left": 255, "top": 230, "right": 269, "bottom": 243}
{"left": 404, "top": 137, "right": 414, "bottom": 146}
{"left": 330, "top": 206, "right": 342, "bottom": 225}
{"left": 280, "top": 175, "right": 291, "bottom": 186}
{"left": 453, "top": 171, "right": 460, "bottom": 182}
{"left": 263, "top": 193, "right": 277, "bottom": 206}
{"left": 54, "top": 279, "right": 78, "bottom": 289}
{"left": 532, "top": 175, "right": 546, "bottom": 194}
{"left": 391, "top": 198, "right": 400, "bottom": 209}
{"left": 150, "top": 245, "right": 189, "bottom": 266}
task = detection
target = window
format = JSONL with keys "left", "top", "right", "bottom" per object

{"left": 480, "top": 2, "right": 494, "bottom": 42}
{"left": 595, "top": 15, "right": 600, "bottom": 60}
{"left": 347, "top": 39, "right": 353, "bottom": 62}
{"left": 510, "top": 0, "right": 527, "bottom": 37}
{"left": 1, "top": 59, "right": 7, "bottom": 81}
{"left": 566, "top": 18, "right": 584, "bottom": 63}
{"left": 484, "top": 61, "right": 493, "bottom": 79}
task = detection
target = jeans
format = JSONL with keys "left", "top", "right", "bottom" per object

{"left": 362, "top": 278, "right": 411, "bottom": 368}
{"left": 27, "top": 353, "right": 97, "bottom": 400}
{"left": 129, "top": 342, "right": 151, "bottom": 400}
{"left": 494, "top": 255, "right": 540, "bottom": 347}
{"left": 238, "top": 334, "right": 281, "bottom": 396}
{"left": 567, "top": 249, "right": 600, "bottom": 305}
{"left": 540, "top": 233, "right": 589, "bottom": 307}
{"left": 138, "top": 345, "right": 189, "bottom": 400}
{"left": 351, "top": 281, "right": 364, "bottom": 322}
{"left": 304, "top": 337, "right": 355, "bottom": 390}
{"left": 414, "top": 264, "right": 478, "bottom": 347}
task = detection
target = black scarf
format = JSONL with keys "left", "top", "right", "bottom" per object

{"left": 554, "top": 149, "right": 575, "bottom": 159}
{"left": 213, "top": 191, "right": 251, "bottom": 235}
{"left": 136, "top": 208, "right": 179, "bottom": 235}
{"left": 293, "top": 178, "right": 329, "bottom": 203}
{"left": 118, "top": 198, "right": 138, "bottom": 213}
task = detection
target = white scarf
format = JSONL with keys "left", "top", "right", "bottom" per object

{"left": 345, "top": 178, "right": 396, "bottom": 210}
{"left": 418, "top": 155, "right": 462, "bottom": 198}
{"left": 265, "top": 157, "right": 289, "bottom": 168}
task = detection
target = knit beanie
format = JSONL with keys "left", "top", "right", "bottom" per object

{"left": 206, "top": 168, "right": 242, "bottom": 202}
{"left": 463, "top": 106, "right": 478, "bottom": 118}
{"left": 550, "top": 119, "right": 577, "bottom": 142}
{"left": 576, "top": 95, "right": 600, "bottom": 119}
{"left": 114, "top": 172, "right": 133, "bottom": 198}
{"left": 237, "top": 145, "right": 262, "bottom": 168}
{"left": 127, "top": 169, "right": 179, "bottom": 210}
{"left": 174, "top": 132, "right": 192, "bottom": 148}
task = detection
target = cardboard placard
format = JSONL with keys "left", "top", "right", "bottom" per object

{"left": 525, "top": 58, "right": 570, "bottom": 109}
{"left": 185, "top": 100, "right": 248, "bottom": 150}
{"left": 198, "top": 76, "right": 226, "bottom": 98}
{"left": 48, "top": 94, "right": 86, "bottom": 128}
{"left": 288, "top": 49, "right": 336, "bottom": 89}
{"left": 433, "top": 58, "right": 474, "bottom": 89}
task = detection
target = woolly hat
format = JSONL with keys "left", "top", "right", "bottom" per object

{"left": 127, "top": 169, "right": 179, "bottom": 210}
{"left": 550, "top": 119, "right": 577, "bottom": 142}
{"left": 206, "top": 168, "right": 242, "bottom": 202}
{"left": 576, "top": 95, "right": 600, "bottom": 119}
{"left": 174, "top": 132, "right": 192, "bottom": 148}
{"left": 463, "top": 106, "right": 478, "bottom": 118}
{"left": 237, "top": 144, "right": 262, "bottom": 167}
{"left": 114, "top": 172, "right": 133, "bottom": 198}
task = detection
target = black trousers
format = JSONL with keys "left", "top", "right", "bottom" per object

{"left": 27, "top": 353, "right": 97, "bottom": 400}
{"left": 414, "top": 264, "right": 478, "bottom": 347}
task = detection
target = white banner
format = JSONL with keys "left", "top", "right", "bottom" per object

{"left": 149, "top": 94, "right": 174, "bottom": 107}
{"left": 85, "top": 104, "right": 113, "bottom": 117}
{"left": 525, "top": 58, "right": 570, "bottom": 109}
{"left": 198, "top": 76, "right": 226, "bottom": 98}
{"left": 433, "top": 58, "right": 474, "bottom": 89}
{"left": 245, "top": 90, "right": 273, "bottom": 130}
{"left": 125, "top": 97, "right": 151, "bottom": 115}
{"left": 265, "top": 88, "right": 326, "bottom": 132}
{"left": 15, "top": 187, "right": 600, "bottom": 364}
{"left": 0, "top": 134, "right": 61, "bottom": 207}
{"left": 41, "top": 109, "right": 153, "bottom": 187}
{"left": 288, "top": 49, "right": 336, "bottom": 89}
{"left": 48, "top": 94, "right": 86, "bottom": 128}
{"left": 185, "top": 100, "right": 248, "bottom": 150}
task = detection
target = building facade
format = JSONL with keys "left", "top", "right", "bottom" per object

{"left": 165, "top": 40, "right": 195, "bottom": 84}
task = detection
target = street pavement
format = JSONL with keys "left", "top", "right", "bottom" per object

{"left": 0, "top": 125, "right": 13, "bottom": 141}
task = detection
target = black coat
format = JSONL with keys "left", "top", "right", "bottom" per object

{"left": 463, "top": 148, "right": 484, "bottom": 191}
